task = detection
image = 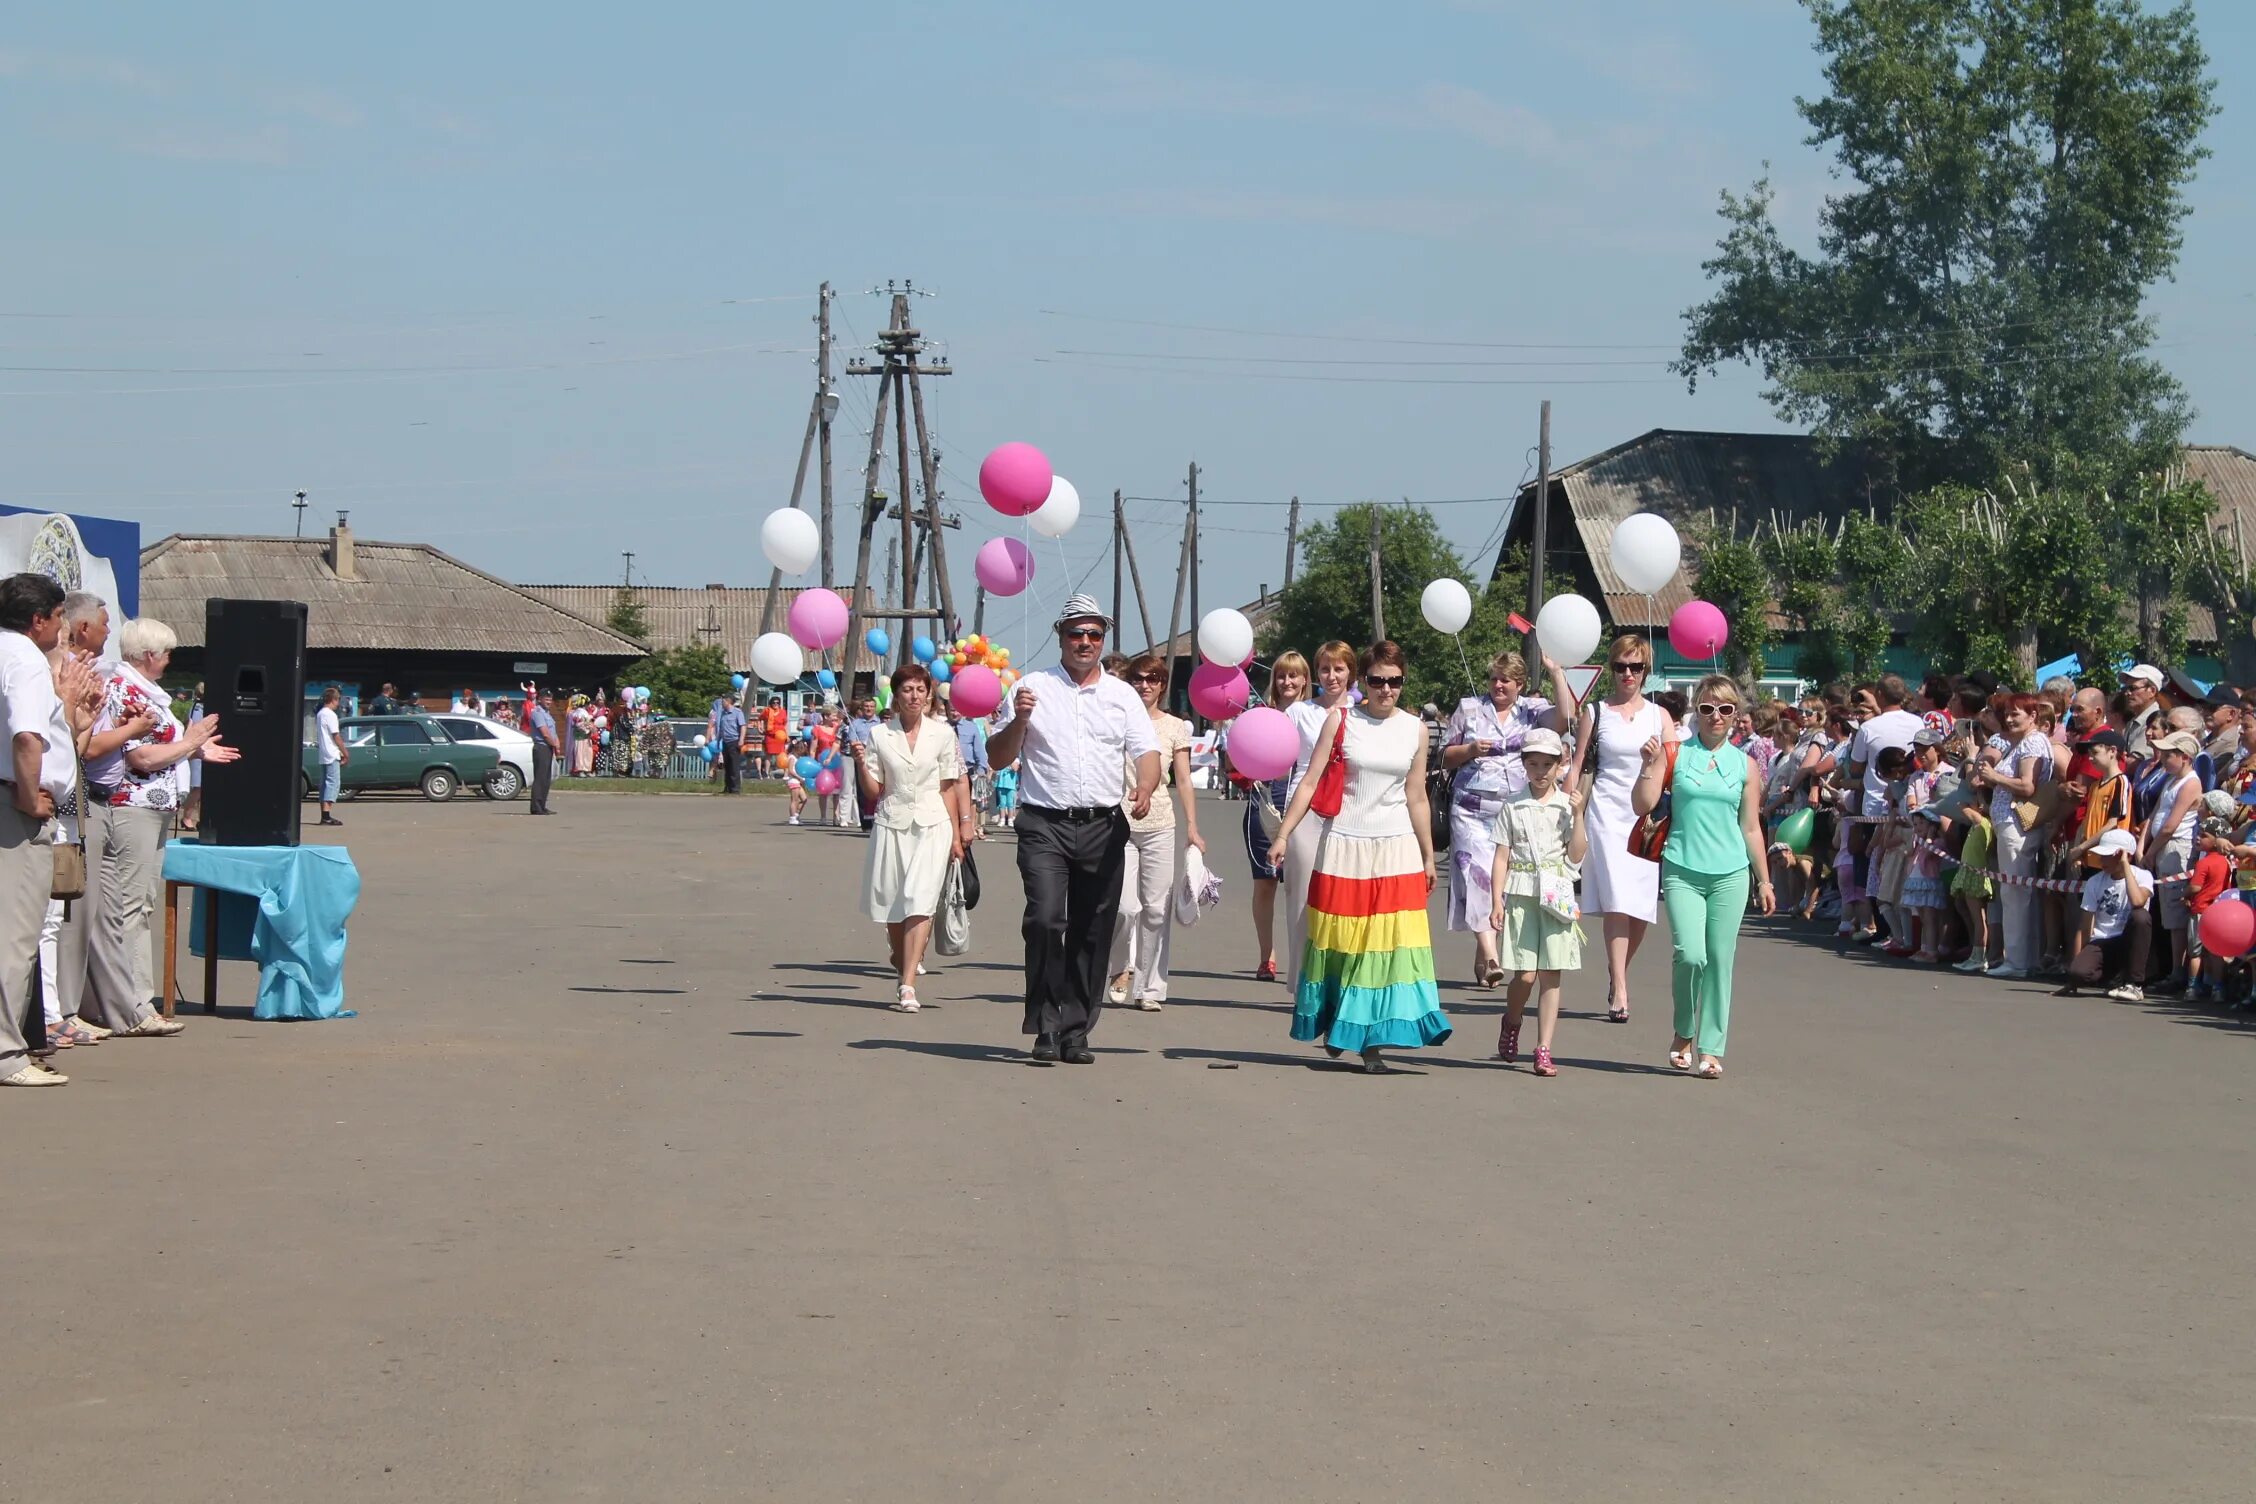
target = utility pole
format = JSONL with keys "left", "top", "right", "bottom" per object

{"left": 1282, "top": 496, "right": 1300, "bottom": 592}
{"left": 973, "top": 584, "right": 987, "bottom": 636}
{"left": 1187, "top": 462, "right": 1201, "bottom": 653}
{"left": 621, "top": 551, "right": 635, "bottom": 588}
{"left": 1369, "top": 507, "right": 1386, "bottom": 640}
{"left": 840, "top": 282, "right": 954, "bottom": 681}
{"left": 759, "top": 284, "right": 838, "bottom": 638}
{"left": 1526, "top": 399, "right": 1552, "bottom": 662}
{"left": 883, "top": 535, "right": 899, "bottom": 610}
{"left": 1121, "top": 511, "right": 1157, "bottom": 654}
{"left": 1112, "top": 489, "right": 1125, "bottom": 631}
{"left": 1163, "top": 485, "right": 1195, "bottom": 711}
{"left": 293, "top": 490, "right": 309, "bottom": 538}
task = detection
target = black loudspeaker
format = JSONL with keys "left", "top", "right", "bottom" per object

{"left": 200, "top": 598, "right": 308, "bottom": 847}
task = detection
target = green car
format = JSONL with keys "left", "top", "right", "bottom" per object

{"left": 301, "top": 713, "right": 505, "bottom": 803}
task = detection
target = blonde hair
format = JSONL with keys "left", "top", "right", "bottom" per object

{"left": 1269, "top": 651, "right": 1311, "bottom": 706}
{"left": 1486, "top": 651, "right": 1528, "bottom": 685}
{"left": 1691, "top": 672, "right": 1745, "bottom": 707}
{"left": 117, "top": 616, "right": 178, "bottom": 662}
{"left": 1313, "top": 640, "right": 1356, "bottom": 672}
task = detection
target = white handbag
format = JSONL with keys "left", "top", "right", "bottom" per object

{"left": 1173, "top": 846, "right": 1222, "bottom": 928}
{"left": 934, "top": 860, "right": 971, "bottom": 956}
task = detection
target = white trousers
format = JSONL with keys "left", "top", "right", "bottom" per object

{"left": 1993, "top": 819, "right": 2043, "bottom": 972}
{"left": 1109, "top": 824, "right": 1177, "bottom": 1002}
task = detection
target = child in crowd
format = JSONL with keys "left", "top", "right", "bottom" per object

{"left": 2063, "top": 828, "right": 2152, "bottom": 1001}
{"left": 1871, "top": 746, "right": 1917, "bottom": 955}
{"left": 1901, "top": 730, "right": 1953, "bottom": 963}
{"left": 1950, "top": 802, "right": 1996, "bottom": 974}
{"left": 783, "top": 736, "right": 811, "bottom": 826}
{"left": 1488, "top": 728, "right": 1589, "bottom": 1078}
{"left": 990, "top": 760, "right": 1019, "bottom": 830}
{"left": 2187, "top": 799, "right": 2237, "bottom": 1002}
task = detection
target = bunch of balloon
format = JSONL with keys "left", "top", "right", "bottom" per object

{"left": 1188, "top": 608, "right": 1254, "bottom": 722}
{"left": 939, "top": 633, "right": 1015, "bottom": 717}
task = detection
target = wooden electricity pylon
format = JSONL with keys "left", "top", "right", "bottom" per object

{"left": 840, "top": 283, "right": 958, "bottom": 678}
{"left": 758, "top": 283, "right": 838, "bottom": 639}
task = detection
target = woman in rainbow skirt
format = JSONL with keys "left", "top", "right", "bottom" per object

{"left": 1268, "top": 640, "right": 1449, "bottom": 1074}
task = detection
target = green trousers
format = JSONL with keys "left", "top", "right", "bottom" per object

{"left": 1660, "top": 860, "right": 1749, "bottom": 1058}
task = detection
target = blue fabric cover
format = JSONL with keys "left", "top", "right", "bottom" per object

{"left": 163, "top": 842, "right": 361, "bottom": 1020}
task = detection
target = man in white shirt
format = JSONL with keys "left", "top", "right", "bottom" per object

{"left": 986, "top": 595, "right": 1161, "bottom": 1065}
{"left": 0, "top": 574, "right": 68, "bottom": 1085}
{"left": 2063, "top": 828, "right": 2153, "bottom": 1002}
{"left": 1842, "top": 673, "right": 1923, "bottom": 903}
{"left": 315, "top": 686, "right": 349, "bottom": 827}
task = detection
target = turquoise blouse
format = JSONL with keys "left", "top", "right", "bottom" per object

{"left": 1665, "top": 738, "right": 1754, "bottom": 876}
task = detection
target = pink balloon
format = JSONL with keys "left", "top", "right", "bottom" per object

{"left": 1667, "top": 599, "right": 1730, "bottom": 660}
{"left": 1188, "top": 662, "right": 1251, "bottom": 722}
{"left": 814, "top": 768, "right": 842, "bottom": 796}
{"left": 974, "top": 536, "right": 1036, "bottom": 597}
{"left": 786, "top": 587, "right": 850, "bottom": 650}
{"left": 979, "top": 442, "right": 1053, "bottom": 517}
{"left": 951, "top": 663, "right": 1003, "bottom": 718}
{"left": 1226, "top": 706, "right": 1295, "bottom": 781}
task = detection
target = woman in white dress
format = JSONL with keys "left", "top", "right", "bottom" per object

{"left": 1282, "top": 641, "right": 1357, "bottom": 996}
{"left": 1568, "top": 633, "right": 1676, "bottom": 1024}
{"left": 853, "top": 663, "right": 967, "bottom": 1013}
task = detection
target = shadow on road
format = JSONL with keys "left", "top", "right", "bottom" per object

{"left": 729, "top": 1030, "right": 803, "bottom": 1037}
{"left": 849, "top": 1038, "right": 1151, "bottom": 1063}
{"left": 1161, "top": 1046, "right": 1433, "bottom": 1075}
{"left": 569, "top": 985, "right": 687, "bottom": 995}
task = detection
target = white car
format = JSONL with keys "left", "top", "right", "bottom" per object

{"left": 432, "top": 714, "right": 533, "bottom": 800}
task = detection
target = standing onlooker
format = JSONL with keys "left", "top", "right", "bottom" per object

{"left": 2121, "top": 664, "right": 2165, "bottom": 759}
{"left": 365, "top": 682, "right": 400, "bottom": 717}
{"left": 1636, "top": 673, "right": 1774, "bottom": 1081}
{"left": 1106, "top": 653, "right": 1204, "bottom": 1013}
{"left": 984, "top": 596, "right": 1159, "bottom": 1066}
{"left": 524, "top": 685, "right": 560, "bottom": 815}
{"left": 948, "top": 693, "right": 991, "bottom": 828}
{"left": 0, "top": 575, "right": 68, "bottom": 1085}
{"left": 84, "top": 616, "right": 237, "bottom": 1039}
{"left": 1439, "top": 650, "right": 1570, "bottom": 990}
{"left": 852, "top": 664, "right": 966, "bottom": 1012}
{"left": 2202, "top": 688, "right": 2243, "bottom": 766}
{"left": 712, "top": 692, "right": 746, "bottom": 794}
{"left": 1569, "top": 634, "right": 1676, "bottom": 1024}
{"left": 1841, "top": 674, "right": 1924, "bottom": 932}
{"left": 1972, "top": 694, "right": 2054, "bottom": 980}
{"left": 1269, "top": 640, "right": 1449, "bottom": 1075}
{"left": 2061, "top": 829, "right": 2152, "bottom": 1001}
{"left": 2141, "top": 729, "right": 2205, "bottom": 994}
{"left": 845, "top": 696, "right": 881, "bottom": 831}
{"left": 315, "top": 686, "right": 349, "bottom": 826}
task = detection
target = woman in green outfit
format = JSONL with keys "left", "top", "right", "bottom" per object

{"left": 1631, "top": 673, "right": 1774, "bottom": 1080}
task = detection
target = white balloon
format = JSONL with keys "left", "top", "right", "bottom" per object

{"left": 1419, "top": 577, "right": 1473, "bottom": 635}
{"left": 761, "top": 508, "right": 821, "bottom": 575}
{"left": 1533, "top": 592, "right": 1603, "bottom": 667}
{"left": 1196, "top": 607, "right": 1254, "bottom": 666}
{"left": 1610, "top": 512, "right": 1681, "bottom": 596}
{"left": 1029, "top": 476, "right": 1081, "bottom": 539}
{"left": 750, "top": 631, "right": 804, "bottom": 685}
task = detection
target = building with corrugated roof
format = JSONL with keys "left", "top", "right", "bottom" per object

{"left": 138, "top": 522, "right": 646, "bottom": 709}
{"left": 517, "top": 582, "right": 881, "bottom": 683}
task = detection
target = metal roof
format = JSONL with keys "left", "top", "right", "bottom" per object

{"left": 518, "top": 583, "right": 881, "bottom": 673}
{"left": 140, "top": 533, "right": 646, "bottom": 659}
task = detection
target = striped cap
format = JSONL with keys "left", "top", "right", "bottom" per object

{"left": 1054, "top": 593, "right": 1113, "bottom": 629}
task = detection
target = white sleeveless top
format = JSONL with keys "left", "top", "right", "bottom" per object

{"left": 1334, "top": 708, "right": 1421, "bottom": 840}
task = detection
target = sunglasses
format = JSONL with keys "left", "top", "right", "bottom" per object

{"left": 1364, "top": 674, "right": 1405, "bottom": 690}
{"left": 1610, "top": 660, "right": 1648, "bottom": 674}
{"left": 1062, "top": 627, "right": 1106, "bottom": 642}
{"left": 1697, "top": 701, "right": 1740, "bottom": 717}
{"left": 1128, "top": 673, "right": 1165, "bottom": 685}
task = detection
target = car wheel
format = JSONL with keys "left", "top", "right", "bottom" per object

{"left": 421, "top": 768, "right": 457, "bottom": 802}
{"left": 483, "top": 765, "right": 524, "bottom": 800}
{"left": 302, "top": 774, "right": 316, "bottom": 801}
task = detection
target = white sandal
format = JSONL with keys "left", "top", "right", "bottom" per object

{"left": 889, "top": 986, "right": 920, "bottom": 1013}
{"left": 1667, "top": 1039, "right": 1695, "bottom": 1072}
{"left": 1696, "top": 1056, "right": 1723, "bottom": 1080}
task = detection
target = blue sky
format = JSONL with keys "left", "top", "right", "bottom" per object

{"left": 4, "top": 0, "right": 2252, "bottom": 656}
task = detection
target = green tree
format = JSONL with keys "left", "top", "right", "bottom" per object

{"left": 1687, "top": 520, "right": 1773, "bottom": 682}
{"left": 618, "top": 643, "right": 734, "bottom": 718}
{"left": 606, "top": 588, "right": 650, "bottom": 642}
{"left": 1676, "top": 0, "right": 2215, "bottom": 498}
{"left": 1261, "top": 502, "right": 1522, "bottom": 709}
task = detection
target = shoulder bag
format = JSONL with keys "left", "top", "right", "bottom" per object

{"left": 1626, "top": 738, "right": 1678, "bottom": 865}
{"left": 1308, "top": 713, "right": 1348, "bottom": 819}
{"left": 957, "top": 847, "right": 981, "bottom": 911}
{"left": 52, "top": 756, "right": 86, "bottom": 902}
{"left": 934, "top": 861, "right": 971, "bottom": 956}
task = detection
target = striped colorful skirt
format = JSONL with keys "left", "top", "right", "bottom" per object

{"left": 1292, "top": 828, "right": 1451, "bottom": 1053}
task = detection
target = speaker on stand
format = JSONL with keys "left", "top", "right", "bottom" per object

{"left": 198, "top": 599, "right": 309, "bottom": 848}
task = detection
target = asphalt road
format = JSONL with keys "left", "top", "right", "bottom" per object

{"left": 10, "top": 790, "right": 2252, "bottom": 1502}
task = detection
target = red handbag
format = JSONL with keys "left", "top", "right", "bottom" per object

{"left": 1626, "top": 739, "right": 1678, "bottom": 863}
{"left": 1308, "top": 716, "right": 1348, "bottom": 818}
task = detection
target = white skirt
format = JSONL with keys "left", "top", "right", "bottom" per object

{"left": 1580, "top": 791, "right": 1659, "bottom": 922}
{"left": 865, "top": 823, "right": 950, "bottom": 923}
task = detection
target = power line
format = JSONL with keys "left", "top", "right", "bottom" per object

{"left": 1122, "top": 494, "right": 1511, "bottom": 508}
{"left": 1035, "top": 356, "right": 1674, "bottom": 387}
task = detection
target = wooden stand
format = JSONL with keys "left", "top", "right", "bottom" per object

{"left": 161, "top": 879, "right": 220, "bottom": 1019}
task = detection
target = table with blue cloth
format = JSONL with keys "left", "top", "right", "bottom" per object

{"left": 160, "top": 842, "right": 362, "bottom": 1020}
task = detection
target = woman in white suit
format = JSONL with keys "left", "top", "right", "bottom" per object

{"left": 853, "top": 663, "right": 967, "bottom": 1013}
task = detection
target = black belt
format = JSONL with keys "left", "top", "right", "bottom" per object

{"left": 1026, "top": 803, "right": 1119, "bottom": 823}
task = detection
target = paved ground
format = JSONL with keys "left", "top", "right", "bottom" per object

{"left": 9, "top": 789, "right": 2253, "bottom": 1502}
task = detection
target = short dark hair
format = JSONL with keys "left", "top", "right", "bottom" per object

{"left": 890, "top": 663, "right": 932, "bottom": 695}
{"left": 1358, "top": 640, "right": 1408, "bottom": 677}
{"left": 1125, "top": 653, "right": 1168, "bottom": 682}
{"left": 1875, "top": 674, "right": 1909, "bottom": 708}
{"left": 0, "top": 572, "right": 65, "bottom": 632}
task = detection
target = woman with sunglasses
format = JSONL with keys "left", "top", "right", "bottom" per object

{"left": 1269, "top": 641, "right": 1448, "bottom": 1073}
{"left": 1279, "top": 641, "right": 1358, "bottom": 995}
{"left": 1241, "top": 650, "right": 1310, "bottom": 980}
{"left": 1633, "top": 674, "right": 1775, "bottom": 1080}
{"left": 1569, "top": 634, "right": 1677, "bottom": 1023}
{"left": 1106, "top": 653, "right": 1204, "bottom": 1012}
{"left": 1440, "top": 649, "right": 1572, "bottom": 989}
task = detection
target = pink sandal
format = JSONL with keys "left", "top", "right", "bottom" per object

{"left": 1532, "top": 1047, "right": 1558, "bottom": 1078}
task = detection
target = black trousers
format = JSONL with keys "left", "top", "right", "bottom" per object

{"left": 1017, "top": 805, "right": 1130, "bottom": 1041}
{"left": 530, "top": 741, "right": 555, "bottom": 814}
{"left": 2067, "top": 908, "right": 2152, "bottom": 989}
{"left": 721, "top": 743, "right": 743, "bottom": 794}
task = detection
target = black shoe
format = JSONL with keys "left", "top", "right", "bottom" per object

{"left": 1060, "top": 1035, "right": 1096, "bottom": 1065}
{"left": 319, "top": 815, "right": 343, "bottom": 827}
{"left": 1028, "top": 1034, "right": 1058, "bottom": 1065}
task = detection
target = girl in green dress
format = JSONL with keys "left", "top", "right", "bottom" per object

{"left": 1487, "top": 727, "right": 1590, "bottom": 1077}
{"left": 1632, "top": 673, "right": 1776, "bottom": 1080}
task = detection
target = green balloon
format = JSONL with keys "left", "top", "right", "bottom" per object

{"left": 1774, "top": 805, "right": 1815, "bottom": 854}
